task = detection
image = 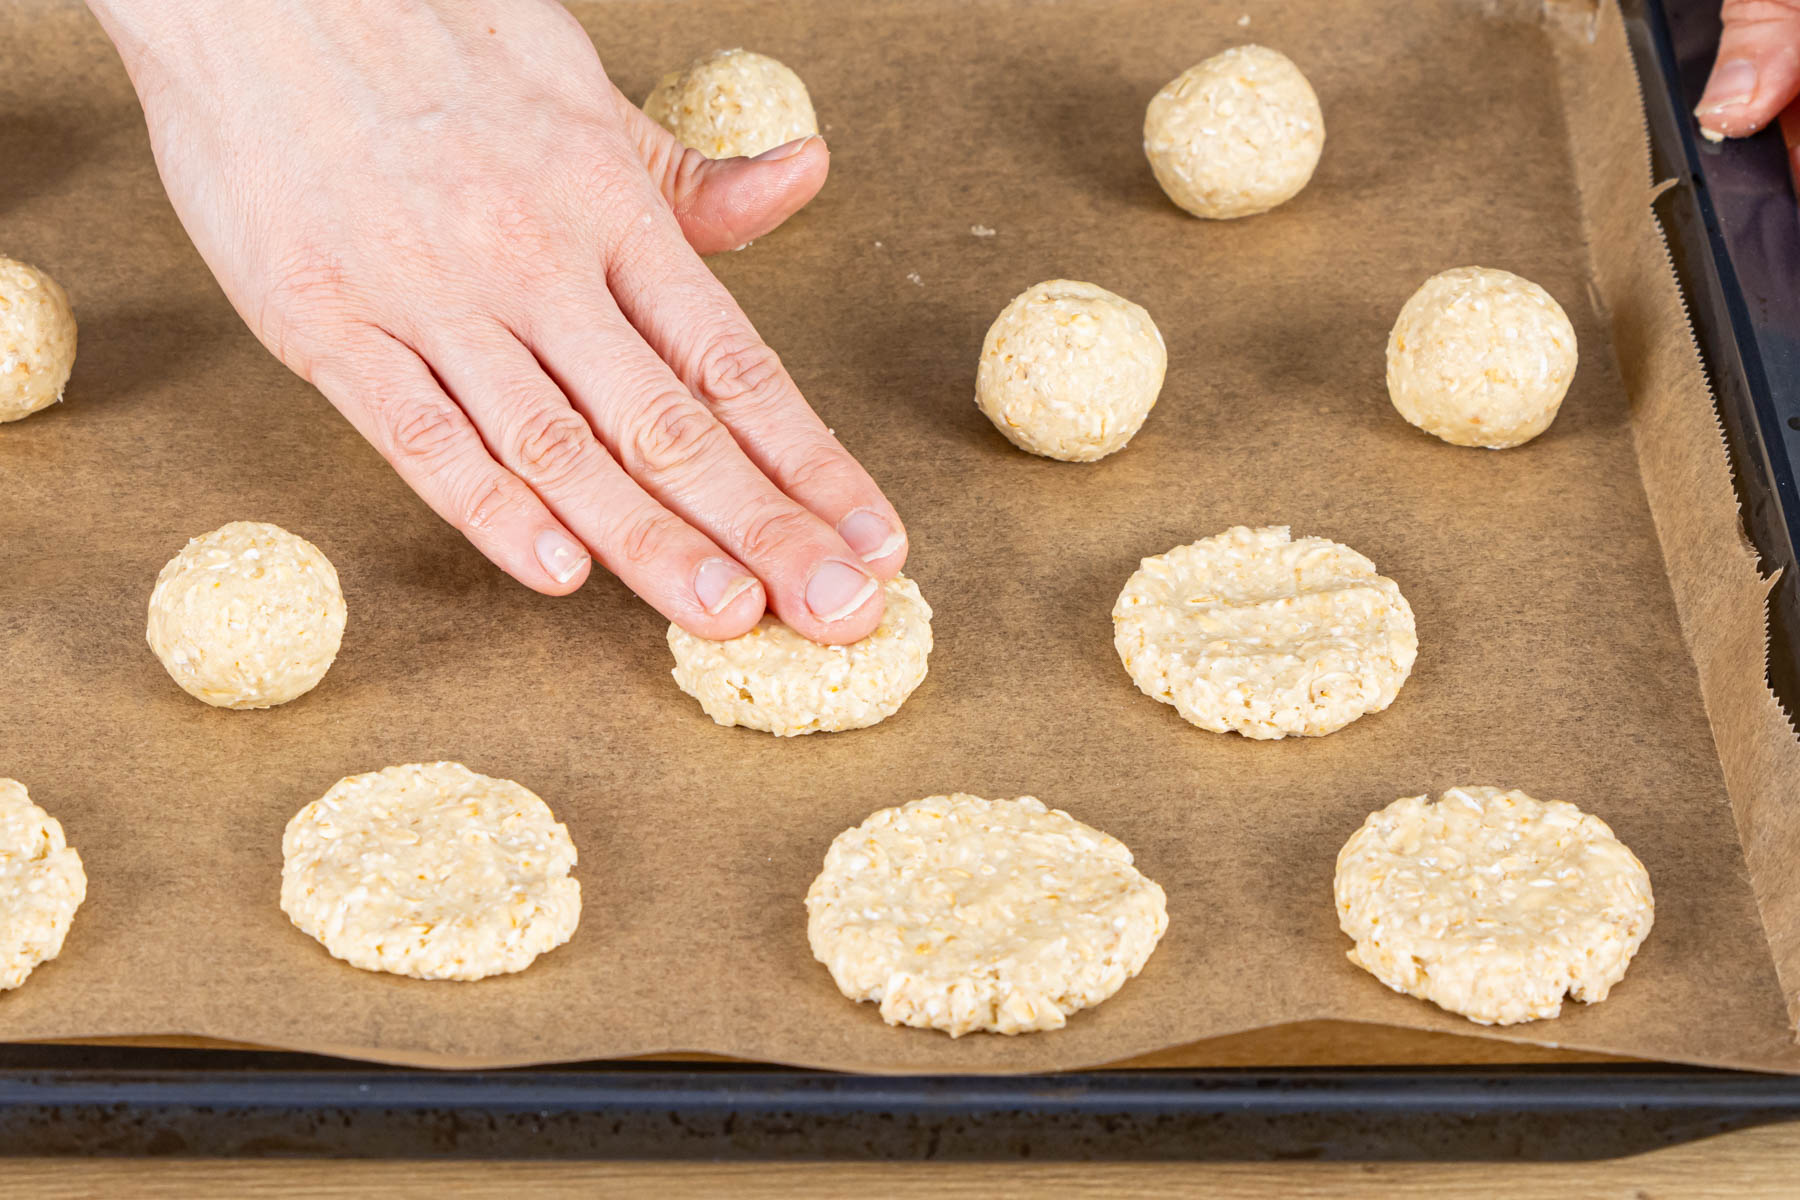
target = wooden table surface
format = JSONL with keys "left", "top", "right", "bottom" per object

{"left": 0, "top": 1124, "right": 1794, "bottom": 1198}
{"left": 6, "top": 1022, "right": 1795, "bottom": 1193}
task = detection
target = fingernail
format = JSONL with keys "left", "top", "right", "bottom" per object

{"left": 535, "top": 530, "right": 589, "bottom": 584}
{"left": 752, "top": 135, "right": 815, "bottom": 162}
{"left": 836, "top": 508, "right": 905, "bottom": 563}
{"left": 806, "top": 559, "right": 878, "bottom": 623}
{"left": 1697, "top": 58, "right": 1757, "bottom": 116}
{"left": 695, "top": 557, "right": 758, "bottom": 614}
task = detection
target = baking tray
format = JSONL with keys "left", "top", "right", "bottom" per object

{"left": 4, "top": 0, "right": 1800, "bottom": 1160}
{"left": 2, "top": 1046, "right": 1800, "bottom": 1160}
{"left": 1648, "top": 0, "right": 1800, "bottom": 719}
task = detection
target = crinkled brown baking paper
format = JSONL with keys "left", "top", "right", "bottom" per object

{"left": 4, "top": 0, "right": 1799, "bottom": 1072}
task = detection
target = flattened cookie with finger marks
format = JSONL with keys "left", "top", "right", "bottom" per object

{"left": 1335, "top": 786, "right": 1654, "bottom": 1025}
{"left": 0, "top": 778, "right": 86, "bottom": 992}
{"left": 1113, "top": 526, "right": 1417, "bottom": 739}
{"left": 807, "top": 793, "right": 1168, "bottom": 1036}
{"left": 281, "top": 762, "right": 580, "bottom": 981}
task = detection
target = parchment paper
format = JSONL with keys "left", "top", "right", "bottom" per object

{"left": 4, "top": 0, "right": 1799, "bottom": 1072}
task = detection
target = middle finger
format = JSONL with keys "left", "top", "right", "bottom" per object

{"left": 524, "top": 296, "right": 885, "bottom": 645}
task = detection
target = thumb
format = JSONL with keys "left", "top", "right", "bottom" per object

{"left": 1696, "top": 0, "right": 1800, "bottom": 140}
{"left": 616, "top": 88, "right": 830, "bottom": 254}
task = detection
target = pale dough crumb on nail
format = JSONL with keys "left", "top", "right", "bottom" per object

{"left": 859, "top": 529, "right": 907, "bottom": 563}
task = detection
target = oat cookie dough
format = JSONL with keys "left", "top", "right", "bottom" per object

{"left": 668, "top": 574, "right": 932, "bottom": 736}
{"left": 1387, "top": 267, "right": 1578, "bottom": 448}
{"left": 975, "top": 280, "right": 1166, "bottom": 462}
{"left": 1143, "top": 44, "right": 1325, "bottom": 220}
{"left": 147, "top": 521, "right": 347, "bottom": 709}
{"left": 807, "top": 794, "right": 1168, "bottom": 1036}
{"left": 0, "top": 779, "right": 86, "bottom": 991}
{"left": 643, "top": 48, "right": 818, "bottom": 159}
{"left": 1335, "top": 787, "right": 1653, "bottom": 1025}
{"left": 281, "top": 762, "right": 581, "bottom": 981}
{"left": 0, "top": 257, "right": 77, "bottom": 423}
{"left": 1114, "top": 526, "right": 1417, "bottom": 739}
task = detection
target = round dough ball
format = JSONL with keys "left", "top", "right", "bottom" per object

{"left": 1386, "top": 266, "right": 1578, "bottom": 449}
{"left": 975, "top": 280, "right": 1166, "bottom": 462}
{"left": 667, "top": 574, "right": 932, "bottom": 736}
{"left": 0, "top": 257, "right": 77, "bottom": 423}
{"left": 282, "top": 762, "right": 581, "bottom": 981}
{"left": 0, "top": 778, "right": 86, "bottom": 991}
{"left": 642, "top": 48, "right": 818, "bottom": 159}
{"left": 1335, "top": 787, "right": 1653, "bottom": 1025}
{"left": 1143, "top": 44, "right": 1325, "bottom": 220}
{"left": 1113, "top": 525, "right": 1417, "bottom": 739}
{"left": 146, "top": 521, "right": 347, "bottom": 710}
{"left": 807, "top": 793, "right": 1168, "bottom": 1036}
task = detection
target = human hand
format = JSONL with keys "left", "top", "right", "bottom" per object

{"left": 1695, "top": 0, "right": 1800, "bottom": 141}
{"left": 87, "top": 0, "right": 906, "bottom": 643}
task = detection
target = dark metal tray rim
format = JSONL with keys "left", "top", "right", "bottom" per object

{"left": 5, "top": 0, "right": 1799, "bottom": 1162}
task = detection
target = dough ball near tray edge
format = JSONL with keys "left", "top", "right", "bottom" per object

{"left": 146, "top": 521, "right": 347, "bottom": 709}
{"left": 642, "top": 47, "right": 818, "bottom": 160}
{"left": 806, "top": 794, "right": 1168, "bottom": 1036}
{"left": 1113, "top": 525, "right": 1417, "bottom": 739}
{"left": 667, "top": 573, "right": 932, "bottom": 736}
{"left": 975, "top": 280, "right": 1167, "bottom": 462}
{"left": 1387, "top": 266, "right": 1578, "bottom": 449}
{"left": 0, "top": 256, "right": 77, "bottom": 424}
{"left": 1334, "top": 786, "right": 1653, "bottom": 1025}
{"left": 0, "top": 778, "right": 87, "bottom": 992}
{"left": 281, "top": 762, "right": 581, "bottom": 982}
{"left": 1143, "top": 44, "right": 1325, "bottom": 220}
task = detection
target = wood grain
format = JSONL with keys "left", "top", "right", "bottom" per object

{"left": 3, "top": 1120, "right": 1797, "bottom": 1199}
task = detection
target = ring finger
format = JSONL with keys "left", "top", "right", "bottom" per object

{"left": 522, "top": 299, "right": 884, "bottom": 644}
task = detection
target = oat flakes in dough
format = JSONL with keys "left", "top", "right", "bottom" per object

{"left": 0, "top": 779, "right": 86, "bottom": 991}
{"left": 1113, "top": 526, "right": 1417, "bottom": 739}
{"left": 806, "top": 794, "right": 1168, "bottom": 1036}
{"left": 642, "top": 48, "right": 818, "bottom": 159}
{"left": 975, "top": 280, "right": 1167, "bottom": 462}
{"left": 281, "top": 762, "right": 580, "bottom": 981}
{"left": 1386, "top": 266, "right": 1579, "bottom": 449}
{"left": 0, "top": 257, "right": 77, "bottom": 423}
{"left": 1335, "top": 787, "right": 1653, "bottom": 1025}
{"left": 147, "top": 521, "right": 347, "bottom": 709}
{"left": 667, "top": 574, "right": 932, "bottom": 736}
{"left": 1143, "top": 44, "right": 1324, "bottom": 220}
